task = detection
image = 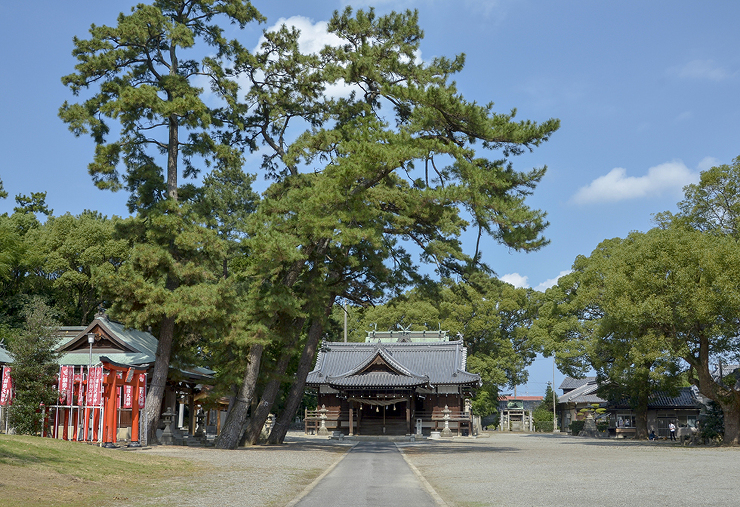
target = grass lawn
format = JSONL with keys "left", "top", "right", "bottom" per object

{"left": 0, "top": 434, "right": 199, "bottom": 507}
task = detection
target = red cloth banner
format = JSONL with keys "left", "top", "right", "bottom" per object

{"left": 87, "top": 367, "right": 103, "bottom": 406}
{"left": 74, "top": 373, "right": 84, "bottom": 406}
{"left": 0, "top": 367, "right": 12, "bottom": 406}
{"left": 138, "top": 373, "right": 146, "bottom": 409}
{"left": 58, "top": 366, "right": 74, "bottom": 405}
{"left": 123, "top": 385, "right": 133, "bottom": 409}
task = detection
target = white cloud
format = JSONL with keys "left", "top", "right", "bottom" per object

{"left": 697, "top": 156, "right": 720, "bottom": 172}
{"left": 571, "top": 160, "right": 700, "bottom": 205}
{"left": 500, "top": 273, "right": 529, "bottom": 288}
{"left": 675, "top": 59, "right": 732, "bottom": 82}
{"left": 675, "top": 111, "right": 692, "bottom": 122}
{"left": 261, "top": 17, "right": 357, "bottom": 99}
{"left": 261, "top": 16, "right": 342, "bottom": 55}
{"left": 534, "top": 270, "right": 571, "bottom": 292}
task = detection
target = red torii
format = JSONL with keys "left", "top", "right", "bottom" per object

{"left": 100, "top": 357, "right": 147, "bottom": 448}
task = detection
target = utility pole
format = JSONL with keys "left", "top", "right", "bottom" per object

{"left": 553, "top": 353, "right": 558, "bottom": 433}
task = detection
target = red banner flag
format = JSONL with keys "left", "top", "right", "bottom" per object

{"left": 0, "top": 367, "right": 12, "bottom": 406}
{"left": 58, "top": 366, "right": 74, "bottom": 405}
{"left": 87, "top": 367, "right": 103, "bottom": 406}
{"left": 123, "top": 385, "right": 133, "bottom": 409}
{"left": 138, "top": 373, "right": 146, "bottom": 409}
{"left": 74, "top": 373, "right": 84, "bottom": 407}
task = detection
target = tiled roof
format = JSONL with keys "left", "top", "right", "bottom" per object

{"left": 364, "top": 329, "right": 453, "bottom": 343}
{"left": 611, "top": 387, "right": 701, "bottom": 409}
{"left": 0, "top": 345, "right": 13, "bottom": 365}
{"left": 559, "top": 376, "right": 596, "bottom": 391}
{"left": 559, "top": 377, "right": 605, "bottom": 404}
{"left": 53, "top": 317, "right": 213, "bottom": 380}
{"left": 57, "top": 316, "right": 158, "bottom": 367}
{"left": 307, "top": 340, "right": 480, "bottom": 388}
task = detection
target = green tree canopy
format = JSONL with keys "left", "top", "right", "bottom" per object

{"left": 532, "top": 236, "right": 685, "bottom": 439}
{"left": 536, "top": 228, "right": 740, "bottom": 443}
{"left": 6, "top": 299, "right": 62, "bottom": 435}
{"left": 655, "top": 156, "right": 740, "bottom": 239}
{"left": 59, "top": 0, "right": 264, "bottom": 442}
{"left": 214, "top": 7, "right": 558, "bottom": 447}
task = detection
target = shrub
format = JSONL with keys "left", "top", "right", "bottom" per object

{"left": 570, "top": 420, "right": 585, "bottom": 435}
{"left": 535, "top": 421, "right": 554, "bottom": 432}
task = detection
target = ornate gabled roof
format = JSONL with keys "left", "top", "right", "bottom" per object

{"left": 56, "top": 315, "right": 158, "bottom": 367}
{"left": 323, "top": 345, "right": 430, "bottom": 388}
{"left": 307, "top": 340, "right": 481, "bottom": 389}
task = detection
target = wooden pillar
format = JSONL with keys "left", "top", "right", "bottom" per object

{"left": 62, "top": 408, "right": 70, "bottom": 441}
{"left": 406, "top": 399, "right": 411, "bottom": 434}
{"left": 357, "top": 403, "right": 362, "bottom": 435}
{"left": 103, "top": 372, "right": 118, "bottom": 446}
{"left": 130, "top": 373, "right": 141, "bottom": 445}
{"left": 188, "top": 391, "right": 196, "bottom": 436}
{"left": 349, "top": 407, "right": 354, "bottom": 436}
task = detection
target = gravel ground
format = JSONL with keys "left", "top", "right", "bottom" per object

{"left": 398, "top": 432, "right": 740, "bottom": 507}
{"left": 135, "top": 433, "right": 353, "bottom": 507}
{"left": 119, "top": 432, "right": 739, "bottom": 507}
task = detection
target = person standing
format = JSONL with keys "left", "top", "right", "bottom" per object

{"left": 669, "top": 421, "right": 677, "bottom": 441}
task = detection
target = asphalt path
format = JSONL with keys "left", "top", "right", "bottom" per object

{"left": 293, "top": 441, "right": 439, "bottom": 507}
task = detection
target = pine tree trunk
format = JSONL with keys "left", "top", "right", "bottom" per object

{"left": 215, "top": 343, "right": 263, "bottom": 449}
{"left": 242, "top": 351, "right": 292, "bottom": 445}
{"left": 144, "top": 314, "right": 175, "bottom": 444}
{"left": 268, "top": 310, "right": 330, "bottom": 444}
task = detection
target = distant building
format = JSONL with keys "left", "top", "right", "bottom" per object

{"left": 498, "top": 395, "right": 543, "bottom": 432}
{"left": 557, "top": 377, "right": 704, "bottom": 438}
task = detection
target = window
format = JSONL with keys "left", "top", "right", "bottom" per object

{"left": 616, "top": 414, "right": 635, "bottom": 428}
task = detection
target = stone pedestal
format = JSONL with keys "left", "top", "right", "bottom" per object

{"left": 579, "top": 414, "right": 599, "bottom": 438}
{"left": 159, "top": 408, "right": 176, "bottom": 445}
{"left": 440, "top": 405, "right": 453, "bottom": 437}
{"left": 317, "top": 405, "right": 330, "bottom": 436}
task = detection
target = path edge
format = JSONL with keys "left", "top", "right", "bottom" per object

{"left": 284, "top": 442, "right": 359, "bottom": 507}
{"left": 395, "top": 443, "right": 450, "bottom": 507}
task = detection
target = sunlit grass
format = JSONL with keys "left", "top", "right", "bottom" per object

{"left": 0, "top": 434, "right": 198, "bottom": 507}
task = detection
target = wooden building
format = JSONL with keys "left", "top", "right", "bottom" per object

{"left": 305, "top": 330, "right": 480, "bottom": 436}
{"left": 53, "top": 313, "right": 216, "bottom": 443}
{"left": 557, "top": 377, "right": 704, "bottom": 438}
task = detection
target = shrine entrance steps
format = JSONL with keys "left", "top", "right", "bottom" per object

{"left": 355, "top": 419, "right": 408, "bottom": 436}
{"left": 332, "top": 434, "right": 422, "bottom": 442}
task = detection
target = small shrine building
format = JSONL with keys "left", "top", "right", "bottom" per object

{"left": 305, "top": 329, "right": 480, "bottom": 436}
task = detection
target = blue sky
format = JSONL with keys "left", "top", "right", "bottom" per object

{"left": 2, "top": 1, "right": 739, "bottom": 395}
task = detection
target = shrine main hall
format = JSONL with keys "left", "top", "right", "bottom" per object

{"left": 304, "top": 329, "right": 481, "bottom": 436}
